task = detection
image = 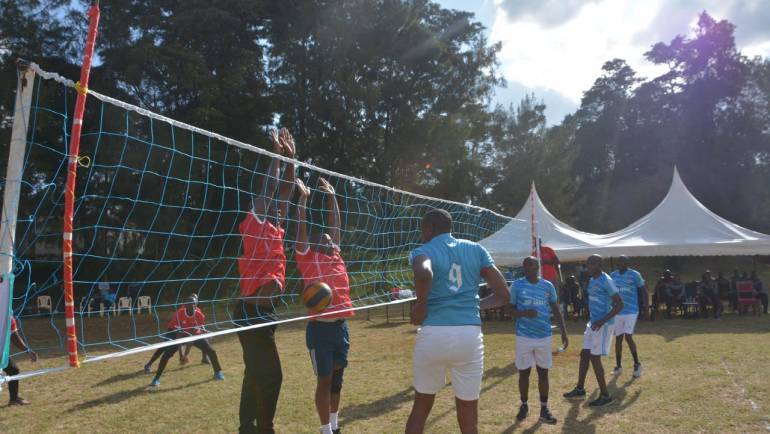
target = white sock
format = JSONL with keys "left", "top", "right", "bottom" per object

{"left": 320, "top": 423, "right": 333, "bottom": 434}
{"left": 330, "top": 412, "right": 338, "bottom": 430}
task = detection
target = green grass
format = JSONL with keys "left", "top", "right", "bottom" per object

{"left": 2, "top": 307, "right": 769, "bottom": 433}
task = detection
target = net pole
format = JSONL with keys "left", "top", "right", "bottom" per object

{"left": 62, "top": 1, "right": 100, "bottom": 368}
{"left": 529, "top": 182, "right": 541, "bottom": 276}
{"left": 0, "top": 66, "right": 36, "bottom": 370}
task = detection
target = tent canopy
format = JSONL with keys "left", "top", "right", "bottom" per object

{"left": 480, "top": 168, "right": 770, "bottom": 264}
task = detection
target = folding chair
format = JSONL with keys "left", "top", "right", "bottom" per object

{"left": 736, "top": 281, "right": 760, "bottom": 315}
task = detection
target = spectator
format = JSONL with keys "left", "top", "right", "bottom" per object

{"left": 563, "top": 275, "right": 583, "bottom": 319}
{"left": 729, "top": 269, "right": 741, "bottom": 312}
{"left": 652, "top": 270, "right": 673, "bottom": 319}
{"left": 751, "top": 271, "right": 768, "bottom": 314}
{"left": 666, "top": 276, "right": 685, "bottom": 318}
{"left": 577, "top": 263, "right": 589, "bottom": 289}
{"left": 716, "top": 271, "right": 731, "bottom": 312}
{"left": 699, "top": 270, "right": 721, "bottom": 319}
{"left": 98, "top": 279, "right": 116, "bottom": 311}
{"left": 538, "top": 239, "right": 560, "bottom": 289}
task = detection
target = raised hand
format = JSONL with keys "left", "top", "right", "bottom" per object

{"left": 270, "top": 129, "right": 283, "bottom": 154}
{"left": 296, "top": 178, "right": 310, "bottom": 200}
{"left": 318, "top": 177, "right": 335, "bottom": 195}
{"left": 279, "top": 128, "right": 296, "bottom": 158}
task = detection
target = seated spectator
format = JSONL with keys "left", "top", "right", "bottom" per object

{"left": 699, "top": 270, "right": 721, "bottom": 319}
{"left": 577, "top": 262, "right": 589, "bottom": 289}
{"left": 729, "top": 269, "right": 741, "bottom": 312}
{"left": 666, "top": 276, "right": 685, "bottom": 318}
{"left": 751, "top": 271, "right": 768, "bottom": 315}
{"left": 98, "top": 279, "right": 116, "bottom": 310}
{"left": 652, "top": 270, "right": 673, "bottom": 318}
{"left": 716, "top": 271, "right": 731, "bottom": 309}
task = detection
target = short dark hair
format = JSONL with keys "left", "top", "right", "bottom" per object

{"left": 422, "top": 208, "right": 452, "bottom": 234}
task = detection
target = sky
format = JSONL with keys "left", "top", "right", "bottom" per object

{"left": 435, "top": 0, "right": 770, "bottom": 124}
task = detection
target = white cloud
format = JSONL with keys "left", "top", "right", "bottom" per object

{"left": 490, "top": 0, "right": 667, "bottom": 103}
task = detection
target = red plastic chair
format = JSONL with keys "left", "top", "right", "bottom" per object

{"left": 736, "top": 281, "right": 760, "bottom": 315}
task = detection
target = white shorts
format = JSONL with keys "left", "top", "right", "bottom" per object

{"left": 413, "top": 325, "right": 484, "bottom": 401}
{"left": 515, "top": 336, "right": 552, "bottom": 370}
{"left": 613, "top": 314, "right": 638, "bottom": 336}
{"left": 582, "top": 322, "right": 614, "bottom": 356}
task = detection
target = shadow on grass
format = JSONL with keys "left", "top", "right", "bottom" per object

{"left": 93, "top": 363, "right": 197, "bottom": 387}
{"left": 559, "top": 371, "right": 641, "bottom": 433}
{"left": 71, "top": 378, "right": 213, "bottom": 411}
{"left": 341, "top": 387, "right": 413, "bottom": 424}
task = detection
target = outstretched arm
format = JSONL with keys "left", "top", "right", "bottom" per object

{"left": 277, "top": 128, "right": 296, "bottom": 222}
{"left": 318, "top": 178, "right": 341, "bottom": 246}
{"left": 254, "top": 129, "right": 284, "bottom": 218}
{"left": 295, "top": 179, "right": 310, "bottom": 254}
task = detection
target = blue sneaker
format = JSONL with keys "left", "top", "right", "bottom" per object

{"left": 150, "top": 378, "right": 160, "bottom": 387}
{"left": 214, "top": 371, "right": 225, "bottom": 381}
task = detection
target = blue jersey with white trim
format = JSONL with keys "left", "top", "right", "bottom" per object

{"left": 409, "top": 233, "right": 494, "bottom": 326}
{"left": 587, "top": 272, "right": 619, "bottom": 325}
{"left": 510, "top": 277, "right": 557, "bottom": 339}
{"left": 610, "top": 269, "right": 644, "bottom": 315}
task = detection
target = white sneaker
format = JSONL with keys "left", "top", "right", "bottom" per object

{"left": 633, "top": 363, "right": 642, "bottom": 378}
{"left": 612, "top": 366, "right": 623, "bottom": 375}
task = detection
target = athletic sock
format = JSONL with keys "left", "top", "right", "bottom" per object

{"left": 330, "top": 413, "right": 338, "bottom": 430}
{"left": 540, "top": 400, "right": 548, "bottom": 408}
{"left": 320, "top": 423, "right": 333, "bottom": 434}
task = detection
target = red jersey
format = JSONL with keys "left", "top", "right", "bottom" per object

{"left": 10, "top": 316, "right": 17, "bottom": 333}
{"left": 238, "top": 211, "right": 286, "bottom": 297}
{"left": 539, "top": 245, "right": 558, "bottom": 282}
{"left": 295, "top": 246, "right": 354, "bottom": 319}
{"left": 168, "top": 306, "right": 206, "bottom": 335}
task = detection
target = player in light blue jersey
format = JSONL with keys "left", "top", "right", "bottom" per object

{"left": 510, "top": 256, "right": 568, "bottom": 425}
{"left": 564, "top": 254, "right": 623, "bottom": 407}
{"left": 610, "top": 256, "right": 647, "bottom": 378}
{"left": 405, "top": 209, "right": 510, "bottom": 434}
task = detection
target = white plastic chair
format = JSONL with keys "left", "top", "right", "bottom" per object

{"left": 37, "top": 295, "right": 52, "bottom": 313}
{"left": 116, "top": 297, "right": 132, "bottom": 315}
{"left": 137, "top": 296, "right": 152, "bottom": 314}
{"left": 79, "top": 297, "right": 95, "bottom": 316}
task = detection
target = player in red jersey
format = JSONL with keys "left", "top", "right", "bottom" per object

{"left": 3, "top": 316, "right": 38, "bottom": 405}
{"left": 235, "top": 128, "right": 296, "bottom": 434}
{"left": 144, "top": 295, "right": 223, "bottom": 387}
{"left": 295, "top": 177, "right": 353, "bottom": 434}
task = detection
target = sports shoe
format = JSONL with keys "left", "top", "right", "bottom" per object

{"left": 633, "top": 363, "right": 643, "bottom": 378}
{"left": 332, "top": 430, "right": 341, "bottom": 434}
{"left": 539, "top": 406, "right": 557, "bottom": 424}
{"left": 612, "top": 366, "right": 623, "bottom": 375}
{"left": 150, "top": 378, "right": 160, "bottom": 387}
{"left": 516, "top": 403, "right": 528, "bottom": 421}
{"left": 8, "top": 397, "right": 30, "bottom": 406}
{"left": 563, "top": 387, "right": 586, "bottom": 398}
{"left": 589, "top": 394, "right": 613, "bottom": 407}
{"left": 143, "top": 363, "right": 152, "bottom": 374}
{"left": 214, "top": 371, "right": 225, "bottom": 381}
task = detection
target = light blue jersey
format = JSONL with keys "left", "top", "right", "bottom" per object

{"left": 610, "top": 268, "right": 645, "bottom": 315}
{"left": 510, "top": 278, "right": 557, "bottom": 339}
{"left": 409, "top": 233, "right": 494, "bottom": 326}
{"left": 587, "top": 272, "right": 619, "bottom": 325}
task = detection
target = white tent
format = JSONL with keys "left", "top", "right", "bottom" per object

{"left": 480, "top": 168, "right": 770, "bottom": 264}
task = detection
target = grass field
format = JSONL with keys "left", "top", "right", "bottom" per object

{"left": 1, "top": 307, "right": 769, "bottom": 433}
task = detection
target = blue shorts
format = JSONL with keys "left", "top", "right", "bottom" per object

{"left": 306, "top": 320, "right": 349, "bottom": 377}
